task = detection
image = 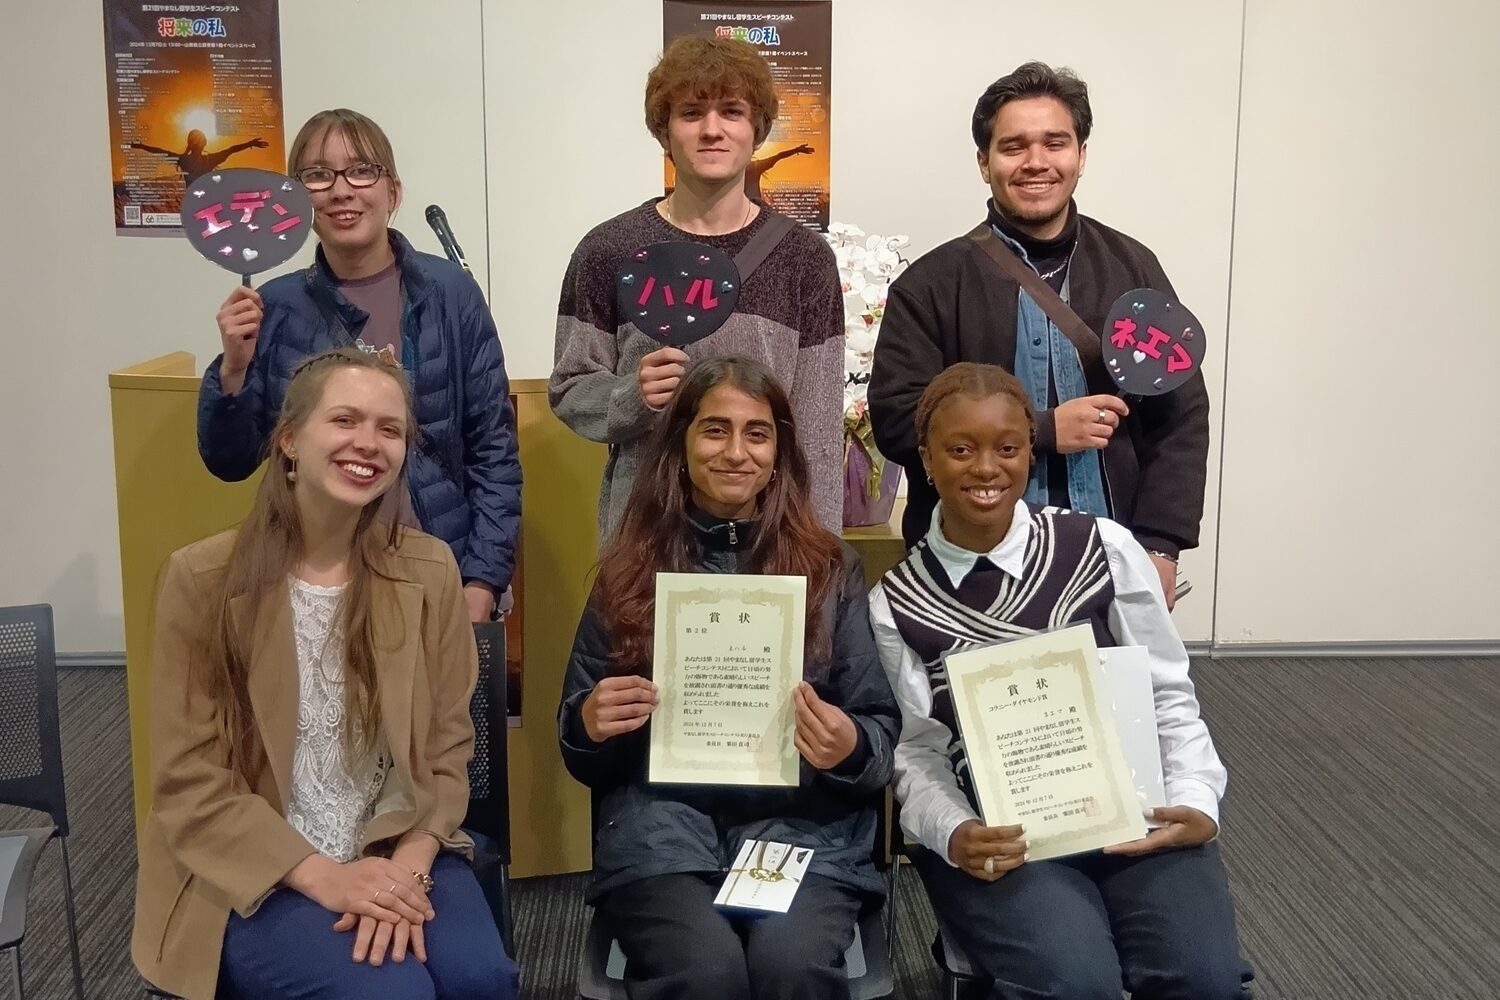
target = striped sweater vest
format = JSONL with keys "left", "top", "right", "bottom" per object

{"left": 884, "top": 506, "right": 1117, "bottom": 813}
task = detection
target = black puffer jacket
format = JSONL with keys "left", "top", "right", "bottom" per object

{"left": 557, "top": 513, "right": 899, "bottom": 903}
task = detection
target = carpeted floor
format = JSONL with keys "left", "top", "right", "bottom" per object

{"left": 3, "top": 658, "right": 1498, "bottom": 998}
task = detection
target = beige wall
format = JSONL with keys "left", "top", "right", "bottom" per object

{"left": 486, "top": 0, "right": 1242, "bottom": 643}
{"left": 3, "top": 0, "right": 1494, "bottom": 651}
{"left": 1214, "top": 0, "right": 1500, "bottom": 643}
{"left": 0, "top": 0, "right": 489, "bottom": 651}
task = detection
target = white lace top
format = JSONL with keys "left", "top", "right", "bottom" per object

{"left": 284, "top": 578, "right": 391, "bottom": 862}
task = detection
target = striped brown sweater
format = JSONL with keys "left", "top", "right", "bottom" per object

{"left": 549, "top": 200, "right": 845, "bottom": 538}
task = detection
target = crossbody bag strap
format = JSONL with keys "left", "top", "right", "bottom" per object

{"left": 965, "top": 223, "right": 1101, "bottom": 367}
{"left": 734, "top": 211, "right": 798, "bottom": 282}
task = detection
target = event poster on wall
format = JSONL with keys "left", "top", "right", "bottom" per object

{"left": 663, "top": 0, "right": 832, "bottom": 231}
{"left": 103, "top": 1, "right": 286, "bottom": 237}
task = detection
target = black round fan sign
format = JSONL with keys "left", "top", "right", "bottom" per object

{"left": 182, "top": 168, "right": 315, "bottom": 276}
{"left": 615, "top": 241, "right": 741, "bottom": 346}
{"left": 1101, "top": 288, "right": 1207, "bottom": 396}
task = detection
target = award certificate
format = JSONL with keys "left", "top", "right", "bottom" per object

{"left": 648, "top": 572, "right": 805, "bottom": 786}
{"left": 944, "top": 624, "right": 1146, "bottom": 859}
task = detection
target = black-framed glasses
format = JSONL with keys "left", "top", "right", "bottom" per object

{"left": 295, "top": 162, "right": 386, "bottom": 191}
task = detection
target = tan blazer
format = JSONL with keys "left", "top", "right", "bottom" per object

{"left": 131, "top": 528, "right": 478, "bottom": 1000}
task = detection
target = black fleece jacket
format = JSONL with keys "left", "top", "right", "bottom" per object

{"left": 870, "top": 208, "right": 1210, "bottom": 557}
{"left": 557, "top": 513, "right": 899, "bottom": 902}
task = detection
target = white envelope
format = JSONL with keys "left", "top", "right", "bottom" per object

{"left": 714, "top": 840, "right": 814, "bottom": 913}
{"left": 1097, "top": 646, "right": 1166, "bottom": 811}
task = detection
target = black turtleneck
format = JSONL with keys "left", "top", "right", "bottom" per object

{"left": 987, "top": 200, "right": 1079, "bottom": 293}
{"left": 987, "top": 200, "right": 1081, "bottom": 507}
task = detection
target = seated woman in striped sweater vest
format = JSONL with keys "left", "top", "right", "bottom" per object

{"left": 870, "top": 362, "right": 1251, "bottom": 1000}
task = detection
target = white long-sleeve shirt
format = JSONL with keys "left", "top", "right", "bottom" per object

{"left": 869, "top": 500, "right": 1226, "bottom": 864}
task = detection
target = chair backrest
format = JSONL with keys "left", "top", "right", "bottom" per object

{"left": 463, "top": 620, "right": 511, "bottom": 861}
{"left": 872, "top": 786, "right": 893, "bottom": 870}
{"left": 0, "top": 604, "right": 69, "bottom": 834}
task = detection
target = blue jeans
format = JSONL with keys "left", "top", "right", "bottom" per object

{"left": 915, "top": 842, "right": 1251, "bottom": 1000}
{"left": 219, "top": 851, "right": 519, "bottom": 1000}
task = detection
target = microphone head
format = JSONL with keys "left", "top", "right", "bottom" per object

{"left": 425, "top": 204, "right": 445, "bottom": 225}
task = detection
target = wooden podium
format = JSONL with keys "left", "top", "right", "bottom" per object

{"left": 110, "top": 359, "right": 908, "bottom": 878}
{"left": 109, "top": 352, "right": 262, "bottom": 846}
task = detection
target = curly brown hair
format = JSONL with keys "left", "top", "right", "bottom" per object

{"left": 644, "top": 36, "right": 778, "bottom": 145}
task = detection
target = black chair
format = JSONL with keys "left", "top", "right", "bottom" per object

{"left": 576, "top": 788, "right": 897, "bottom": 1000}
{"left": 464, "top": 619, "right": 515, "bottom": 957}
{"left": 930, "top": 910, "right": 990, "bottom": 1000}
{"left": 882, "top": 795, "right": 984, "bottom": 1000}
{"left": 0, "top": 604, "right": 86, "bottom": 1000}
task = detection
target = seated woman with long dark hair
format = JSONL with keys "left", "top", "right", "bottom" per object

{"left": 134, "top": 347, "right": 519, "bottom": 1000}
{"left": 558, "top": 357, "right": 899, "bottom": 1000}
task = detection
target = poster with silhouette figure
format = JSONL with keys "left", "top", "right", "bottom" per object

{"left": 663, "top": 1, "right": 832, "bottom": 231}
{"left": 103, "top": 0, "right": 285, "bottom": 237}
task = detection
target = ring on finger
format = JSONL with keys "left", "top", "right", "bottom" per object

{"left": 983, "top": 856, "right": 997, "bottom": 874}
{"left": 1096, "top": 408, "right": 1109, "bottom": 423}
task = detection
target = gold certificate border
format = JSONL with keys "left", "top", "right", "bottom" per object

{"left": 950, "top": 630, "right": 1139, "bottom": 855}
{"left": 651, "top": 574, "right": 804, "bottom": 786}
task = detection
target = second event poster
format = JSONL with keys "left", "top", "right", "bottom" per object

{"left": 663, "top": 1, "right": 832, "bottom": 231}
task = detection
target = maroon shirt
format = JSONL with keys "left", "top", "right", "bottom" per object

{"left": 339, "top": 262, "right": 418, "bottom": 527}
{"left": 339, "top": 261, "right": 402, "bottom": 361}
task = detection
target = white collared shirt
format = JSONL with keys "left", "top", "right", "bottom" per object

{"left": 869, "top": 500, "right": 1226, "bottom": 863}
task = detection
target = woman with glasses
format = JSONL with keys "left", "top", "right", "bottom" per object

{"left": 197, "top": 108, "right": 521, "bottom": 624}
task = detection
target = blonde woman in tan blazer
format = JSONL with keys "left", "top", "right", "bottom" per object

{"left": 133, "top": 347, "right": 520, "bottom": 1000}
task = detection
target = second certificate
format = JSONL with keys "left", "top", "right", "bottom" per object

{"left": 649, "top": 572, "right": 805, "bottom": 786}
{"left": 945, "top": 624, "right": 1146, "bottom": 860}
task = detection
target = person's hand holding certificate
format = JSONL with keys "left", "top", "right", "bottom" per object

{"left": 947, "top": 819, "right": 1028, "bottom": 881}
{"left": 1102, "top": 805, "right": 1217, "bottom": 857}
{"left": 581, "top": 676, "right": 660, "bottom": 741}
{"left": 792, "top": 682, "right": 858, "bottom": 770}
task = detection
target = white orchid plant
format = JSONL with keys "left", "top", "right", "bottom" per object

{"left": 825, "top": 223, "right": 911, "bottom": 496}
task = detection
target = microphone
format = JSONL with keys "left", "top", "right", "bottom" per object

{"left": 425, "top": 204, "right": 471, "bottom": 275}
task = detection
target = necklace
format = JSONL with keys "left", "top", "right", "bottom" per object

{"left": 665, "top": 193, "right": 753, "bottom": 233}
{"left": 1037, "top": 245, "right": 1076, "bottom": 282}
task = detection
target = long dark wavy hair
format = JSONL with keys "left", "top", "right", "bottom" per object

{"left": 595, "top": 357, "right": 842, "bottom": 673}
